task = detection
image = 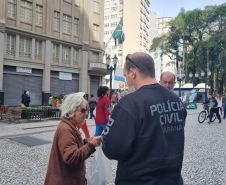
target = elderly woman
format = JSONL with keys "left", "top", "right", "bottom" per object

{"left": 45, "top": 93, "right": 101, "bottom": 185}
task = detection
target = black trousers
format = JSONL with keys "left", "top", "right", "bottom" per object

{"left": 210, "top": 108, "right": 221, "bottom": 122}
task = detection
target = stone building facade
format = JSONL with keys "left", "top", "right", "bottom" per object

{"left": 0, "top": 0, "right": 106, "bottom": 106}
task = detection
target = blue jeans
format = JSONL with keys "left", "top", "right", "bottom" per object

{"left": 223, "top": 105, "right": 226, "bottom": 119}
{"left": 94, "top": 124, "right": 107, "bottom": 136}
{"left": 90, "top": 108, "right": 95, "bottom": 119}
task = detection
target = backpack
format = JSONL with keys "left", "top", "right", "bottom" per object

{"left": 89, "top": 101, "right": 97, "bottom": 109}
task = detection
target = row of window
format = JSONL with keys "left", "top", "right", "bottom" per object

{"left": 104, "top": 22, "right": 118, "bottom": 27}
{"left": 140, "top": 1, "right": 149, "bottom": 15}
{"left": 6, "top": 34, "right": 79, "bottom": 65}
{"left": 104, "top": 6, "right": 123, "bottom": 12}
{"left": 105, "top": 0, "right": 118, "bottom": 6}
{"left": 7, "top": 0, "right": 100, "bottom": 34}
{"left": 53, "top": 11, "right": 99, "bottom": 41}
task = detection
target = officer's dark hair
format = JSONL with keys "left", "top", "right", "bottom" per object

{"left": 97, "top": 86, "right": 109, "bottom": 97}
{"left": 90, "top": 94, "right": 94, "bottom": 97}
{"left": 125, "top": 53, "right": 155, "bottom": 78}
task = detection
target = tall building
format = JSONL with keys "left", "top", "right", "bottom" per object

{"left": 104, "top": 0, "right": 150, "bottom": 67}
{"left": 157, "top": 17, "right": 175, "bottom": 73}
{"left": 149, "top": 12, "right": 162, "bottom": 81}
{"left": 0, "top": 0, "right": 105, "bottom": 106}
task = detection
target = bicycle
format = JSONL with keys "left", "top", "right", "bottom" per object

{"left": 198, "top": 104, "right": 217, "bottom": 123}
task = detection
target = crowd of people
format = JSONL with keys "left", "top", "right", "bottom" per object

{"left": 44, "top": 52, "right": 188, "bottom": 185}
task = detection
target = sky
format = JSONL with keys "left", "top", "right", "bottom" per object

{"left": 150, "top": 0, "right": 226, "bottom": 18}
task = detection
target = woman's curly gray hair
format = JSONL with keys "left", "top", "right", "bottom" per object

{"left": 60, "top": 93, "right": 88, "bottom": 119}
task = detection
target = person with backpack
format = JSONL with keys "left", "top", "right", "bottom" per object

{"left": 89, "top": 94, "right": 97, "bottom": 119}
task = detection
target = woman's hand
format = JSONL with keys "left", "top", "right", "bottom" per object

{"left": 90, "top": 136, "right": 101, "bottom": 147}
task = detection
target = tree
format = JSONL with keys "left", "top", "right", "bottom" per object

{"left": 150, "top": 3, "right": 226, "bottom": 93}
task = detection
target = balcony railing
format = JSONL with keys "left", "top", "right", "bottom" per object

{"left": 19, "top": 52, "right": 31, "bottom": 58}
{"left": 6, "top": 50, "right": 15, "bottom": 56}
{"left": 53, "top": 57, "right": 59, "bottom": 63}
{"left": 35, "top": 54, "right": 42, "bottom": 60}
{"left": 62, "top": 59, "right": 71, "bottom": 64}
{"left": 73, "top": 60, "right": 78, "bottom": 65}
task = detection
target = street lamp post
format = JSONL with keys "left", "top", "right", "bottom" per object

{"left": 176, "top": 71, "right": 185, "bottom": 97}
{"left": 201, "top": 70, "right": 211, "bottom": 101}
{"left": 189, "top": 72, "right": 199, "bottom": 88}
{"left": 106, "top": 55, "right": 118, "bottom": 102}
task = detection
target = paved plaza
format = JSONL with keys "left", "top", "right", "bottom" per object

{"left": 0, "top": 107, "right": 226, "bottom": 185}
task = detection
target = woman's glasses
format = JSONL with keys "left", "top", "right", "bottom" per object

{"left": 77, "top": 108, "right": 88, "bottom": 114}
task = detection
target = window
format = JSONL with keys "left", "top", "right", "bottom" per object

{"left": 19, "top": 37, "right": 31, "bottom": 58}
{"left": 119, "top": 13, "right": 123, "bottom": 18}
{"left": 74, "top": 18, "right": 79, "bottom": 36}
{"left": 93, "top": 24, "right": 99, "bottom": 41}
{"left": 73, "top": 49, "right": 79, "bottom": 65}
{"left": 118, "top": 61, "right": 122, "bottom": 65}
{"left": 93, "top": 52, "right": 99, "bottom": 63}
{"left": 104, "top": 31, "right": 109, "bottom": 35}
{"left": 105, "top": 1, "right": 109, "bottom": 5}
{"left": 111, "top": 22, "right": 117, "bottom": 27}
{"left": 93, "top": 0, "right": 99, "bottom": 13}
{"left": 65, "top": 0, "right": 71, "bottom": 2}
{"left": 111, "top": 14, "right": 117, "bottom": 19}
{"left": 104, "top": 16, "right": 109, "bottom": 20}
{"left": 53, "top": 44, "right": 59, "bottom": 62}
{"left": 111, "top": 30, "right": 114, "bottom": 34}
{"left": 118, "top": 53, "right": 122, "bottom": 56}
{"left": 20, "top": 0, "right": 32, "bottom": 23}
{"left": 63, "top": 14, "right": 71, "bottom": 34}
{"left": 111, "top": 7, "right": 117, "bottom": 11}
{"left": 110, "top": 45, "right": 116, "bottom": 49}
{"left": 6, "top": 34, "right": 15, "bottom": 56}
{"left": 53, "top": 11, "right": 60, "bottom": 31}
{"left": 35, "top": 40, "right": 42, "bottom": 60}
{"left": 75, "top": 0, "right": 79, "bottom": 5}
{"left": 104, "top": 23, "right": 109, "bottom": 27}
{"left": 111, "top": 53, "right": 117, "bottom": 58}
{"left": 62, "top": 46, "right": 71, "bottom": 64}
{"left": 119, "top": 6, "right": 123, "bottom": 11}
{"left": 104, "top": 8, "right": 109, "bottom": 12}
{"left": 36, "top": 5, "right": 43, "bottom": 26}
{"left": 8, "top": 0, "right": 16, "bottom": 19}
{"left": 111, "top": 0, "right": 117, "bottom": 4}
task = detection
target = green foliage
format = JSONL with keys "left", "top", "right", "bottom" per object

{"left": 150, "top": 3, "right": 226, "bottom": 93}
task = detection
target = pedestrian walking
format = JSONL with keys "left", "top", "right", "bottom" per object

{"left": 101, "top": 52, "right": 187, "bottom": 185}
{"left": 21, "top": 90, "right": 27, "bottom": 107}
{"left": 216, "top": 93, "right": 222, "bottom": 116}
{"left": 59, "top": 91, "right": 65, "bottom": 104}
{"left": 76, "top": 92, "right": 91, "bottom": 138}
{"left": 22, "top": 91, "right": 30, "bottom": 107}
{"left": 52, "top": 93, "right": 59, "bottom": 107}
{"left": 222, "top": 93, "right": 226, "bottom": 119}
{"left": 89, "top": 94, "right": 97, "bottom": 119}
{"left": 48, "top": 95, "right": 53, "bottom": 106}
{"left": 111, "top": 92, "right": 118, "bottom": 106}
{"left": 94, "top": 86, "right": 111, "bottom": 136}
{"left": 203, "top": 94, "right": 221, "bottom": 123}
{"left": 44, "top": 93, "right": 101, "bottom": 185}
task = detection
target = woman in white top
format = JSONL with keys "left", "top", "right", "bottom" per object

{"left": 216, "top": 93, "right": 222, "bottom": 116}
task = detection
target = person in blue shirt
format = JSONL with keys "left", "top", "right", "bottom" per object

{"left": 203, "top": 94, "right": 221, "bottom": 123}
